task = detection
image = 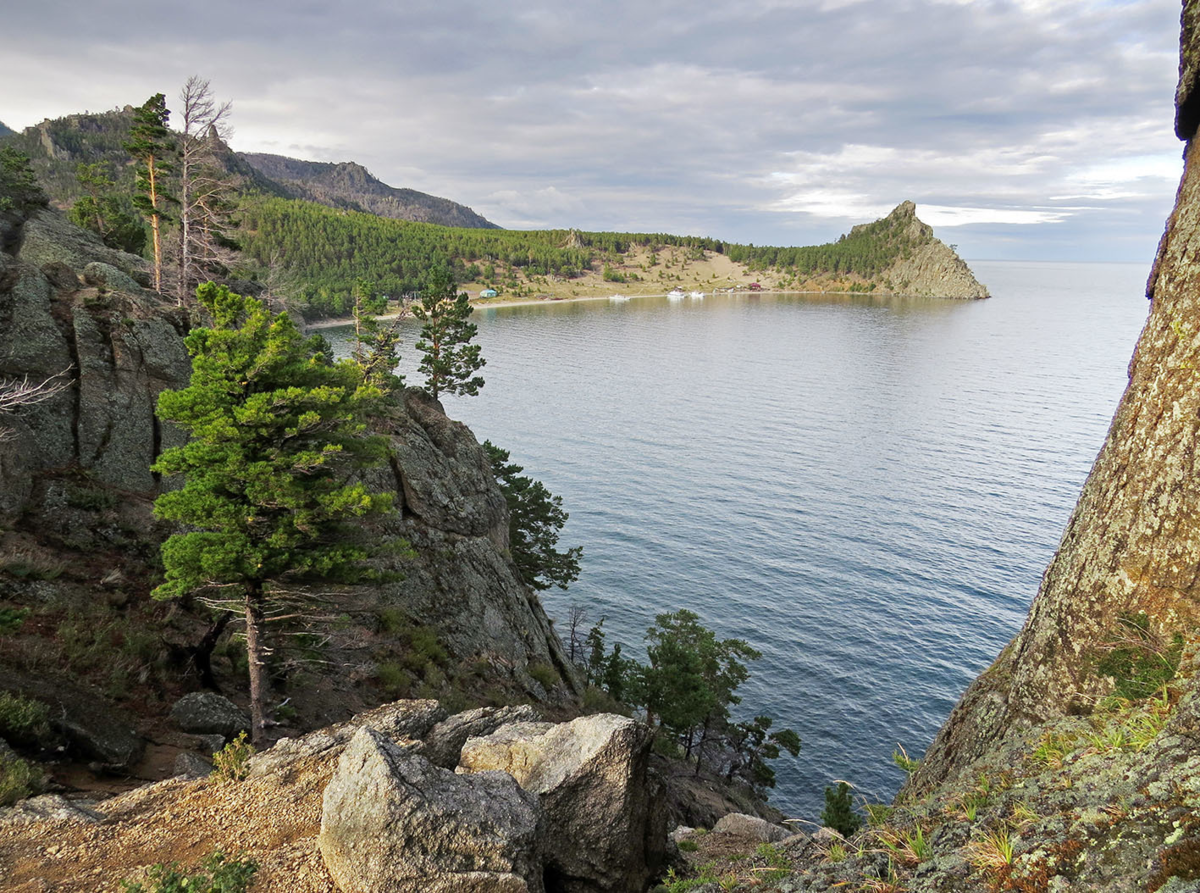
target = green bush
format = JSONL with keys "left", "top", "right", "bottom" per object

{"left": 376, "top": 661, "right": 413, "bottom": 698}
{"left": 528, "top": 661, "right": 558, "bottom": 691}
{"left": 211, "top": 733, "right": 255, "bottom": 783}
{"left": 0, "top": 692, "right": 51, "bottom": 747}
{"left": 0, "top": 753, "right": 43, "bottom": 806}
{"left": 821, "top": 781, "right": 862, "bottom": 837}
{"left": 120, "top": 851, "right": 258, "bottom": 893}
{"left": 0, "top": 607, "right": 29, "bottom": 635}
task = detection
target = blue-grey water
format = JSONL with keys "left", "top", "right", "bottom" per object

{"left": 327, "top": 260, "right": 1150, "bottom": 819}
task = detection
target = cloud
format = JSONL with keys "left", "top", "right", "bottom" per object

{"left": 0, "top": 0, "right": 1184, "bottom": 260}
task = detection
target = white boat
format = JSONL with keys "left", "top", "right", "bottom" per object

{"left": 608, "top": 293, "right": 630, "bottom": 303}
{"left": 667, "top": 288, "right": 686, "bottom": 301}
{"left": 689, "top": 291, "right": 705, "bottom": 300}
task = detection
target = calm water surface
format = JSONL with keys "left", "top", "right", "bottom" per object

{"left": 329, "top": 260, "right": 1150, "bottom": 818}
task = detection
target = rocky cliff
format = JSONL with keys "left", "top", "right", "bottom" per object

{"left": 871, "top": 201, "right": 988, "bottom": 299}
{"left": 0, "top": 202, "right": 579, "bottom": 790}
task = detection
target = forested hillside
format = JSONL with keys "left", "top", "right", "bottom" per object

{"left": 235, "top": 196, "right": 959, "bottom": 317}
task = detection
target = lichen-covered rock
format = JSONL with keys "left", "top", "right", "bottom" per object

{"left": 369, "top": 390, "right": 582, "bottom": 697}
{"left": 81, "top": 261, "right": 140, "bottom": 294}
{"left": 458, "top": 713, "right": 666, "bottom": 893}
{"left": 319, "top": 727, "right": 544, "bottom": 893}
{"left": 424, "top": 704, "right": 542, "bottom": 769}
{"left": 173, "top": 751, "right": 213, "bottom": 778}
{"left": 169, "top": 692, "right": 251, "bottom": 739}
{"left": 711, "top": 812, "right": 792, "bottom": 843}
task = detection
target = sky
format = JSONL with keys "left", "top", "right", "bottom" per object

{"left": 0, "top": 0, "right": 1186, "bottom": 262}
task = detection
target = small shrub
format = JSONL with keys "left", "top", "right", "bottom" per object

{"left": 377, "top": 607, "right": 405, "bottom": 635}
{"left": 120, "top": 851, "right": 258, "bottom": 893}
{"left": 376, "top": 661, "right": 413, "bottom": 698}
{"left": 0, "top": 607, "right": 30, "bottom": 635}
{"left": 65, "top": 485, "right": 118, "bottom": 511}
{"left": 1095, "top": 612, "right": 1184, "bottom": 700}
{"left": 892, "top": 744, "right": 920, "bottom": 774}
{"left": 211, "top": 732, "right": 255, "bottom": 783}
{"left": 0, "top": 753, "right": 43, "bottom": 806}
{"left": 528, "top": 661, "right": 558, "bottom": 691}
{"left": 821, "top": 780, "right": 862, "bottom": 837}
{"left": 0, "top": 692, "right": 51, "bottom": 747}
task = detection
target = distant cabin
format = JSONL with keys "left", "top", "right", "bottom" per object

{"left": 479, "top": 288, "right": 498, "bottom": 298}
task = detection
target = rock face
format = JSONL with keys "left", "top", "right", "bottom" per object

{"left": 458, "top": 714, "right": 667, "bottom": 893}
{"left": 319, "top": 727, "right": 545, "bottom": 893}
{"left": 0, "top": 209, "right": 189, "bottom": 521}
{"left": 369, "top": 389, "right": 582, "bottom": 697}
{"left": 870, "top": 201, "right": 988, "bottom": 299}
{"left": 910, "top": 11, "right": 1200, "bottom": 793}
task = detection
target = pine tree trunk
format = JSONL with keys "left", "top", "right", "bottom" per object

{"left": 244, "top": 583, "right": 269, "bottom": 745}
{"left": 178, "top": 155, "right": 189, "bottom": 307}
{"left": 148, "top": 155, "right": 162, "bottom": 293}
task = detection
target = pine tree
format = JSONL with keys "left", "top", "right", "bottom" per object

{"left": 124, "top": 93, "right": 176, "bottom": 293}
{"left": 483, "top": 441, "right": 581, "bottom": 591}
{"left": 67, "top": 162, "right": 145, "bottom": 255}
{"left": 412, "top": 266, "right": 485, "bottom": 401}
{"left": 152, "top": 283, "right": 394, "bottom": 742}
{"left": 821, "top": 781, "right": 862, "bottom": 838}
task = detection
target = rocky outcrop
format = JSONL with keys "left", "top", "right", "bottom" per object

{"left": 458, "top": 714, "right": 667, "bottom": 893}
{"left": 0, "top": 208, "right": 188, "bottom": 522}
{"left": 0, "top": 202, "right": 580, "bottom": 744}
{"left": 369, "top": 389, "right": 582, "bottom": 697}
{"left": 320, "top": 727, "right": 545, "bottom": 893}
{"left": 871, "top": 201, "right": 988, "bottom": 299}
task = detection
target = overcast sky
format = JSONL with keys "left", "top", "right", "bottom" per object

{"left": 0, "top": 0, "right": 1185, "bottom": 261}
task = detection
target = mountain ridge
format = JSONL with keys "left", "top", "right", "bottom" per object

{"left": 238, "top": 152, "right": 499, "bottom": 229}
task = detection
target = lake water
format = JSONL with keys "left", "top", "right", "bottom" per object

{"left": 326, "top": 260, "right": 1151, "bottom": 818}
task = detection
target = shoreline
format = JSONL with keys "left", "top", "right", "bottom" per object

{"left": 303, "top": 287, "right": 987, "bottom": 331}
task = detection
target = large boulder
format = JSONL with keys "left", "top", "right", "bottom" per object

{"left": 169, "top": 692, "right": 250, "bottom": 740}
{"left": 458, "top": 714, "right": 667, "bottom": 893}
{"left": 711, "top": 812, "right": 792, "bottom": 843}
{"left": 319, "top": 727, "right": 545, "bottom": 893}
{"left": 424, "top": 705, "right": 542, "bottom": 769}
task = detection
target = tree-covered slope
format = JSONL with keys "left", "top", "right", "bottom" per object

{"left": 0, "top": 120, "right": 13, "bottom": 138}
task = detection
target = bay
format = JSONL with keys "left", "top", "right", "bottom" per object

{"left": 325, "top": 260, "right": 1150, "bottom": 818}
